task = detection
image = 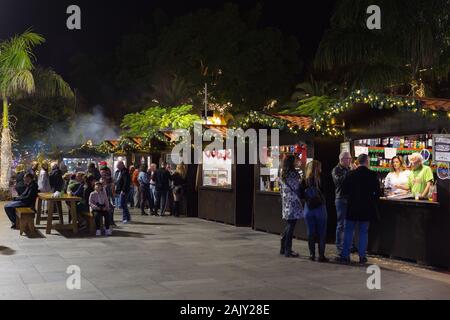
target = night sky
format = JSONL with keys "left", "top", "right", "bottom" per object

{"left": 0, "top": 0, "right": 336, "bottom": 78}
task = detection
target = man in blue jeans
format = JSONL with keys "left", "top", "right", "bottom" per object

{"left": 336, "top": 154, "right": 381, "bottom": 264}
{"left": 332, "top": 151, "right": 352, "bottom": 255}
{"left": 114, "top": 161, "right": 131, "bottom": 224}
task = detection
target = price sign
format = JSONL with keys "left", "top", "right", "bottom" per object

{"left": 434, "top": 134, "right": 450, "bottom": 162}
{"left": 384, "top": 148, "right": 397, "bottom": 160}
{"left": 354, "top": 146, "right": 369, "bottom": 157}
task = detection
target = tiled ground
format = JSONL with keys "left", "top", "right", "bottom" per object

{"left": 1, "top": 202, "right": 450, "bottom": 300}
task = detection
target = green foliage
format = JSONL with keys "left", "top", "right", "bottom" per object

{"left": 0, "top": 30, "right": 44, "bottom": 97}
{"left": 315, "top": 0, "right": 450, "bottom": 92}
{"left": 0, "top": 30, "right": 74, "bottom": 140}
{"left": 85, "top": 4, "right": 301, "bottom": 114}
{"left": 121, "top": 105, "right": 201, "bottom": 140}
{"left": 278, "top": 96, "right": 338, "bottom": 116}
{"left": 154, "top": 4, "right": 301, "bottom": 112}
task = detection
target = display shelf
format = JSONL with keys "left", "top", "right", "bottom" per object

{"left": 370, "top": 166, "right": 437, "bottom": 173}
{"left": 366, "top": 147, "right": 432, "bottom": 154}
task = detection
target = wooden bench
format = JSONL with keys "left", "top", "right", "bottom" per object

{"left": 16, "top": 208, "right": 36, "bottom": 236}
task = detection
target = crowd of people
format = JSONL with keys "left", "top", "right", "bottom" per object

{"left": 5, "top": 150, "right": 434, "bottom": 258}
{"left": 4, "top": 160, "right": 188, "bottom": 237}
{"left": 280, "top": 151, "right": 434, "bottom": 264}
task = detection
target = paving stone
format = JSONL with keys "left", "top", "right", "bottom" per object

{"left": 1, "top": 203, "right": 450, "bottom": 300}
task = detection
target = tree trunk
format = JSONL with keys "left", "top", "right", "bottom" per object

{"left": 0, "top": 98, "right": 12, "bottom": 192}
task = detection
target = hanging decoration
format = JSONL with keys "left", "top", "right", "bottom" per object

{"left": 233, "top": 90, "right": 448, "bottom": 137}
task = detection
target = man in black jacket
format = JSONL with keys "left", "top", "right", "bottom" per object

{"left": 49, "top": 162, "right": 64, "bottom": 192}
{"left": 154, "top": 162, "right": 172, "bottom": 216}
{"left": 4, "top": 173, "right": 38, "bottom": 228}
{"left": 336, "top": 154, "right": 381, "bottom": 264}
{"left": 114, "top": 161, "right": 131, "bottom": 223}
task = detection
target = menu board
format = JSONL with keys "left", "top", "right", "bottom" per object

{"left": 434, "top": 135, "right": 450, "bottom": 162}
{"left": 340, "top": 142, "right": 351, "bottom": 154}
{"left": 354, "top": 146, "right": 369, "bottom": 157}
{"left": 202, "top": 149, "right": 232, "bottom": 187}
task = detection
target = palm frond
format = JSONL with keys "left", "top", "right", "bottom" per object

{"left": 5, "top": 69, "right": 35, "bottom": 96}
{"left": 32, "top": 67, "right": 74, "bottom": 98}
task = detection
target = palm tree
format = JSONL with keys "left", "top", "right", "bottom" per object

{"left": 0, "top": 30, "right": 73, "bottom": 192}
{"left": 315, "top": 0, "right": 450, "bottom": 94}
{"left": 290, "top": 75, "right": 345, "bottom": 101}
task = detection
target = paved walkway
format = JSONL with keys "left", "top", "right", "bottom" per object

{"left": 0, "top": 202, "right": 449, "bottom": 300}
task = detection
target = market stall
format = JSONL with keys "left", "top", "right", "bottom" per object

{"left": 197, "top": 125, "right": 253, "bottom": 226}
{"left": 62, "top": 141, "right": 109, "bottom": 172}
{"left": 246, "top": 114, "right": 340, "bottom": 240}
{"left": 328, "top": 92, "right": 450, "bottom": 267}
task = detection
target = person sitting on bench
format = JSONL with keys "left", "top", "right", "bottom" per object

{"left": 89, "top": 182, "right": 112, "bottom": 236}
{"left": 4, "top": 173, "right": 38, "bottom": 229}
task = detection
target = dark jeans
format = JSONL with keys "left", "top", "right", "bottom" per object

{"left": 128, "top": 186, "right": 135, "bottom": 207}
{"left": 94, "top": 210, "right": 111, "bottom": 230}
{"left": 154, "top": 190, "right": 169, "bottom": 216}
{"left": 335, "top": 199, "right": 347, "bottom": 254}
{"left": 342, "top": 220, "right": 370, "bottom": 259}
{"left": 305, "top": 205, "right": 327, "bottom": 257}
{"left": 280, "top": 219, "right": 297, "bottom": 256}
{"left": 4, "top": 201, "right": 27, "bottom": 225}
{"left": 140, "top": 184, "right": 153, "bottom": 214}
{"left": 335, "top": 199, "right": 358, "bottom": 254}
{"left": 120, "top": 192, "right": 131, "bottom": 221}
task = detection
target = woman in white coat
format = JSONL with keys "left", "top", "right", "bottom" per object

{"left": 38, "top": 162, "right": 51, "bottom": 212}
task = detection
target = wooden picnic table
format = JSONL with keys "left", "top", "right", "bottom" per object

{"left": 36, "top": 193, "right": 82, "bottom": 235}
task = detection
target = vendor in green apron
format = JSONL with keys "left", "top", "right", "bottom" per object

{"left": 407, "top": 152, "right": 434, "bottom": 200}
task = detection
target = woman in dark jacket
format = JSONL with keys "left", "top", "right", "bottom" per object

{"left": 171, "top": 163, "right": 187, "bottom": 217}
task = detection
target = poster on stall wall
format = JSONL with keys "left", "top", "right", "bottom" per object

{"left": 340, "top": 142, "right": 351, "bottom": 154}
{"left": 354, "top": 146, "right": 369, "bottom": 157}
{"left": 434, "top": 134, "right": 450, "bottom": 162}
{"left": 437, "top": 162, "right": 450, "bottom": 180}
{"left": 384, "top": 148, "right": 397, "bottom": 160}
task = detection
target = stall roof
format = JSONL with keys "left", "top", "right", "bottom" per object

{"left": 105, "top": 140, "right": 119, "bottom": 147}
{"left": 271, "top": 114, "right": 313, "bottom": 129}
{"left": 204, "top": 125, "right": 228, "bottom": 137}
{"left": 409, "top": 96, "right": 450, "bottom": 112}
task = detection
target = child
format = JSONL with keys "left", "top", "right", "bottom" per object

{"left": 89, "top": 182, "right": 112, "bottom": 236}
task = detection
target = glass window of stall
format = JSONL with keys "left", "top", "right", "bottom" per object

{"left": 202, "top": 149, "right": 233, "bottom": 188}
{"left": 259, "top": 144, "right": 309, "bottom": 192}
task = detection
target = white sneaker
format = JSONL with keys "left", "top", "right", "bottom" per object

{"left": 105, "top": 228, "right": 112, "bottom": 236}
{"left": 95, "top": 230, "right": 102, "bottom": 236}
{"left": 122, "top": 220, "right": 128, "bottom": 224}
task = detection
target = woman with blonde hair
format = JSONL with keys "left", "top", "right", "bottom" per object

{"left": 300, "top": 160, "right": 329, "bottom": 262}
{"left": 171, "top": 163, "right": 187, "bottom": 217}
